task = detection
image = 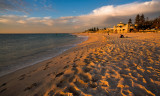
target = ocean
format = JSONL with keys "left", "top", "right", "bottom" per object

{"left": 0, "top": 33, "right": 87, "bottom": 77}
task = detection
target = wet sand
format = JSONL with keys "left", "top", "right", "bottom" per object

{"left": 0, "top": 33, "right": 160, "bottom": 96}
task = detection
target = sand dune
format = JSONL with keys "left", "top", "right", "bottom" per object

{"left": 0, "top": 33, "right": 160, "bottom": 96}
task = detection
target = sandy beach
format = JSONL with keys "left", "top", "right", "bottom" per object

{"left": 0, "top": 33, "right": 160, "bottom": 96}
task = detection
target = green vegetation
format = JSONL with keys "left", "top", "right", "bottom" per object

{"left": 84, "top": 14, "right": 160, "bottom": 33}
{"left": 128, "top": 18, "right": 132, "bottom": 24}
{"left": 134, "top": 14, "right": 160, "bottom": 31}
{"left": 87, "top": 27, "right": 99, "bottom": 32}
{"left": 84, "top": 27, "right": 101, "bottom": 33}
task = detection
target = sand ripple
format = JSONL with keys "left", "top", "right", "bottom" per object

{"left": 46, "top": 33, "right": 160, "bottom": 96}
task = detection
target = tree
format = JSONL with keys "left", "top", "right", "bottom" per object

{"left": 93, "top": 27, "right": 96, "bottom": 31}
{"left": 146, "top": 17, "right": 149, "bottom": 21}
{"left": 135, "top": 14, "right": 140, "bottom": 25}
{"left": 140, "top": 14, "right": 145, "bottom": 25}
{"left": 135, "top": 14, "right": 146, "bottom": 30}
{"left": 128, "top": 18, "right": 132, "bottom": 24}
{"left": 135, "top": 14, "right": 140, "bottom": 31}
{"left": 139, "top": 14, "right": 145, "bottom": 30}
{"left": 97, "top": 27, "right": 99, "bottom": 31}
{"left": 152, "top": 16, "right": 160, "bottom": 29}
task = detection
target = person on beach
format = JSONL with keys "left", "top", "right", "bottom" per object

{"left": 120, "top": 34, "right": 124, "bottom": 38}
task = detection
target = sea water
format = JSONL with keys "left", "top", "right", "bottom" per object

{"left": 0, "top": 33, "right": 87, "bottom": 77}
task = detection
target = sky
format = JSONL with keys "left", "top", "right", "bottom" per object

{"left": 0, "top": 0, "right": 160, "bottom": 33}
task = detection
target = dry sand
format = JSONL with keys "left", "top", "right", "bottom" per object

{"left": 0, "top": 33, "right": 160, "bottom": 96}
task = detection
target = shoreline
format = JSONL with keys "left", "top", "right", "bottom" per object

{"left": 0, "top": 33, "right": 160, "bottom": 96}
{"left": 0, "top": 33, "right": 103, "bottom": 96}
{"left": 0, "top": 33, "right": 88, "bottom": 77}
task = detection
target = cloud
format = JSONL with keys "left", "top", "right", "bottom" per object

{"left": 16, "top": 20, "right": 26, "bottom": 24}
{"left": 90, "top": 0, "right": 160, "bottom": 16}
{"left": 0, "top": 0, "right": 160, "bottom": 33}
{"left": 0, "top": 18, "right": 9, "bottom": 23}
{"left": 0, "top": 0, "right": 30, "bottom": 13}
{"left": 0, "top": 15, "right": 54, "bottom": 26}
{"left": 76, "top": 0, "right": 160, "bottom": 27}
{"left": 43, "top": 16, "right": 51, "bottom": 19}
{"left": 1, "top": 15, "right": 27, "bottom": 19}
{"left": 0, "top": 15, "right": 27, "bottom": 24}
{"left": 39, "top": 0, "right": 53, "bottom": 10}
{"left": 26, "top": 17, "right": 54, "bottom": 26}
{"left": 40, "top": 19, "right": 54, "bottom": 26}
{"left": 0, "top": 0, "right": 54, "bottom": 14}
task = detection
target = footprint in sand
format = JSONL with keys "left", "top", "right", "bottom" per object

{"left": 64, "top": 86, "right": 81, "bottom": 96}
{"left": 63, "top": 65, "right": 69, "bottom": 69}
{"left": 24, "top": 82, "right": 39, "bottom": 91}
{"left": 43, "top": 61, "right": 52, "bottom": 70}
{"left": 0, "top": 83, "right": 7, "bottom": 93}
{"left": 82, "top": 66, "right": 92, "bottom": 73}
{"left": 56, "top": 79, "right": 67, "bottom": 88}
{"left": 0, "top": 83, "right": 7, "bottom": 87}
{"left": 48, "top": 90, "right": 55, "bottom": 96}
{"left": 18, "top": 74, "right": 26, "bottom": 80}
{"left": 56, "top": 73, "right": 75, "bottom": 88}
{"left": 55, "top": 72, "right": 64, "bottom": 78}
{"left": 78, "top": 73, "right": 92, "bottom": 83}
{"left": 0, "top": 88, "right": 7, "bottom": 93}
